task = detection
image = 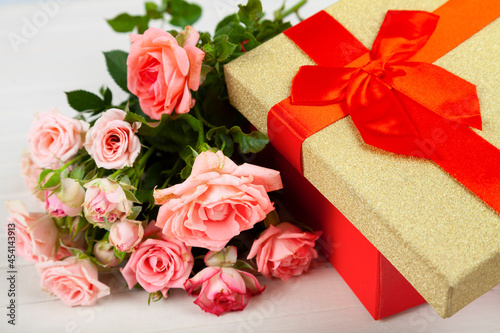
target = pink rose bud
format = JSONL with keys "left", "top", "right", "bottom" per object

{"left": 36, "top": 257, "right": 110, "bottom": 307}
{"left": 93, "top": 240, "right": 120, "bottom": 267}
{"left": 20, "top": 151, "right": 44, "bottom": 200}
{"left": 27, "top": 108, "right": 89, "bottom": 169}
{"left": 184, "top": 247, "right": 265, "bottom": 316}
{"left": 6, "top": 201, "right": 59, "bottom": 262}
{"left": 127, "top": 27, "right": 205, "bottom": 119}
{"left": 121, "top": 237, "right": 193, "bottom": 298}
{"left": 247, "top": 222, "right": 321, "bottom": 281}
{"left": 83, "top": 178, "right": 133, "bottom": 228}
{"left": 109, "top": 220, "right": 144, "bottom": 253}
{"left": 154, "top": 151, "right": 283, "bottom": 251}
{"left": 84, "top": 108, "right": 141, "bottom": 170}
{"left": 45, "top": 178, "right": 85, "bottom": 218}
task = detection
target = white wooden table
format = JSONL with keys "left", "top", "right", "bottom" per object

{"left": 0, "top": 0, "right": 499, "bottom": 332}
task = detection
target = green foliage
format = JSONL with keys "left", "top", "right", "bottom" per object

{"left": 166, "top": 0, "right": 202, "bottom": 27}
{"left": 207, "top": 126, "right": 269, "bottom": 156}
{"left": 65, "top": 90, "right": 106, "bottom": 113}
{"left": 107, "top": 0, "right": 201, "bottom": 34}
{"left": 104, "top": 50, "right": 129, "bottom": 93}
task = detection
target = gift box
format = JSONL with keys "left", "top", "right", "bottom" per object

{"left": 225, "top": 0, "right": 500, "bottom": 319}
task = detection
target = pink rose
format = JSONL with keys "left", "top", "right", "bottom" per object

{"left": 184, "top": 246, "right": 265, "bottom": 316}
{"left": 83, "top": 178, "right": 133, "bottom": 228}
{"left": 6, "top": 201, "right": 59, "bottom": 262}
{"left": 247, "top": 222, "right": 321, "bottom": 281}
{"left": 20, "top": 151, "right": 44, "bottom": 200}
{"left": 45, "top": 178, "right": 85, "bottom": 218}
{"left": 127, "top": 26, "right": 205, "bottom": 119}
{"left": 28, "top": 108, "right": 89, "bottom": 169}
{"left": 36, "top": 257, "right": 110, "bottom": 306}
{"left": 121, "top": 236, "right": 193, "bottom": 297}
{"left": 84, "top": 109, "right": 141, "bottom": 169}
{"left": 109, "top": 220, "right": 144, "bottom": 252}
{"left": 154, "top": 151, "right": 282, "bottom": 251}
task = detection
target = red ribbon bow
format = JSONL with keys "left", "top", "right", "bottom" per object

{"left": 290, "top": 11, "right": 481, "bottom": 157}
{"left": 268, "top": 6, "right": 500, "bottom": 214}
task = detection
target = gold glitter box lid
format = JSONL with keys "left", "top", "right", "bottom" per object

{"left": 224, "top": 0, "right": 500, "bottom": 318}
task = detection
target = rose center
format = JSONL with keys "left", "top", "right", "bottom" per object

{"left": 204, "top": 203, "right": 229, "bottom": 221}
{"left": 140, "top": 58, "right": 160, "bottom": 85}
{"left": 106, "top": 134, "right": 121, "bottom": 153}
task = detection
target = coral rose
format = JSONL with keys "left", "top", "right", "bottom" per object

{"left": 154, "top": 150, "right": 282, "bottom": 251}
{"left": 36, "top": 257, "right": 110, "bottom": 306}
{"left": 84, "top": 108, "right": 141, "bottom": 169}
{"left": 121, "top": 236, "right": 193, "bottom": 297}
{"left": 184, "top": 246, "right": 265, "bottom": 316}
{"left": 28, "top": 108, "right": 89, "bottom": 169}
{"left": 127, "top": 26, "right": 205, "bottom": 119}
{"left": 247, "top": 222, "right": 321, "bottom": 281}
{"left": 83, "top": 178, "right": 134, "bottom": 228}
{"left": 6, "top": 201, "right": 59, "bottom": 262}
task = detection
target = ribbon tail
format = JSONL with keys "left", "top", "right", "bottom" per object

{"left": 397, "top": 91, "right": 500, "bottom": 212}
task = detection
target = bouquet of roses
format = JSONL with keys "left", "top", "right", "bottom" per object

{"left": 6, "top": 0, "right": 321, "bottom": 316}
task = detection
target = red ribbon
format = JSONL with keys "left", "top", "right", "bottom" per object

{"left": 291, "top": 11, "right": 481, "bottom": 157}
{"left": 268, "top": 2, "right": 500, "bottom": 213}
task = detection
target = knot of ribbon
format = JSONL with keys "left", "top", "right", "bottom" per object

{"left": 290, "top": 10, "right": 481, "bottom": 157}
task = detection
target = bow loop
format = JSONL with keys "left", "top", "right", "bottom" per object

{"left": 371, "top": 11, "right": 439, "bottom": 65}
{"left": 290, "top": 66, "right": 358, "bottom": 105}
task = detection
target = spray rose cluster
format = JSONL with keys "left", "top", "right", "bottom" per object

{"left": 10, "top": 5, "right": 321, "bottom": 316}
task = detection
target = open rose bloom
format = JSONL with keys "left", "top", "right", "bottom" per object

{"left": 127, "top": 26, "right": 205, "bottom": 119}
{"left": 154, "top": 150, "right": 283, "bottom": 251}
{"left": 36, "top": 257, "right": 110, "bottom": 307}
{"left": 248, "top": 222, "right": 321, "bottom": 281}
{"left": 84, "top": 108, "right": 141, "bottom": 169}
{"left": 28, "top": 108, "right": 89, "bottom": 169}
{"left": 6, "top": 201, "right": 59, "bottom": 262}
{"left": 184, "top": 246, "right": 265, "bottom": 316}
{"left": 121, "top": 234, "right": 193, "bottom": 297}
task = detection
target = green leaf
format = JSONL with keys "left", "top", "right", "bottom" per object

{"left": 126, "top": 112, "right": 204, "bottom": 148}
{"left": 103, "top": 50, "right": 130, "bottom": 93}
{"left": 228, "top": 127, "right": 268, "bottom": 153}
{"left": 145, "top": 2, "right": 163, "bottom": 19}
{"left": 65, "top": 90, "right": 105, "bottom": 112}
{"left": 202, "top": 43, "right": 217, "bottom": 63}
{"left": 168, "top": 0, "right": 202, "bottom": 27}
{"left": 100, "top": 86, "right": 113, "bottom": 105}
{"left": 213, "top": 35, "right": 237, "bottom": 62}
{"left": 69, "top": 165, "right": 85, "bottom": 180}
{"left": 215, "top": 14, "right": 239, "bottom": 32}
{"left": 136, "top": 16, "right": 151, "bottom": 34}
{"left": 107, "top": 13, "right": 140, "bottom": 33}
{"left": 233, "top": 260, "right": 254, "bottom": 270}
{"left": 124, "top": 189, "right": 141, "bottom": 204}
{"left": 207, "top": 126, "right": 234, "bottom": 157}
{"left": 127, "top": 206, "right": 142, "bottom": 220}
{"left": 238, "top": 0, "right": 263, "bottom": 27}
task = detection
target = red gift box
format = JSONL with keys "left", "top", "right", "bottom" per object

{"left": 259, "top": 145, "right": 425, "bottom": 319}
{"left": 226, "top": 0, "right": 500, "bottom": 320}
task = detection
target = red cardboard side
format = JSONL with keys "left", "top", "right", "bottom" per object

{"left": 260, "top": 145, "right": 426, "bottom": 319}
